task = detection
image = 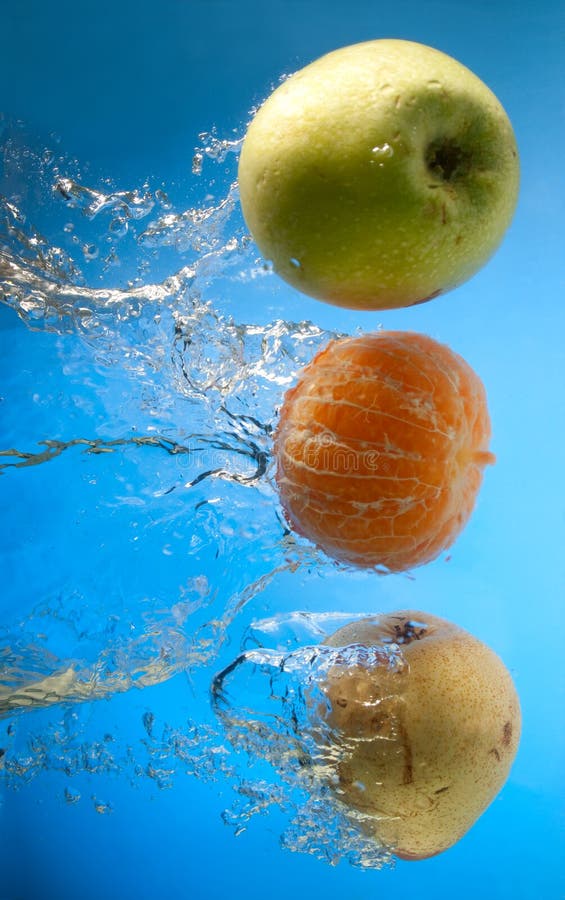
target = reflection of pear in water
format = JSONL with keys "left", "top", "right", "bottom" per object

{"left": 0, "top": 650, "right": 178, "bottom": 718}
{"left": 320, "top": 610, "right": 521, "bottom": 860}
{"left": 0, "top": 667, "right": 81, "bottom": 716}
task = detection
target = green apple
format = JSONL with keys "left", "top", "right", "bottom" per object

{"left": 238, "top": 40, "right": 519, "bottom": 310}
{"left": 318, "top": 610, "right": 521, "bottom": 859}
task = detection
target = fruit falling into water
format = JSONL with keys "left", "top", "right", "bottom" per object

{"left": 238, "top": 39, "right": 519, "bottom": 310}
{"left": 320, "top": 610, "right": 521, "bottom": 859}
{"left": 274, "top": 331, "right": 495, "bottom": 571}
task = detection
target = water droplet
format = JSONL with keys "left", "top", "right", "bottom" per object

{"left": 289, "top": 258, "right": 301, "bottom": 269}
{"left": 371, "top": 143, "right": 394, "bottom": 159}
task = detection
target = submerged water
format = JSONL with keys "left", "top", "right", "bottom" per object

{"left": 0, "top": 116, "right": 408, "bottom": 869}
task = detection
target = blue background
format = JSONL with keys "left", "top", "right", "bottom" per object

{"left": 1, "top": 1, "right": 564, "bottom": 899}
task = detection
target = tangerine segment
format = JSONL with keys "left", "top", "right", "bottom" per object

{"left": 274, "top": 331, "right": 495, "bottom": 572}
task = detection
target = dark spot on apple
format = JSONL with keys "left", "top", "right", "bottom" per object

{"left": 502, "top": 721, "right": 513, "bottom": 746}
{"left": 455, "top": 233, "right": 463, "bottom": 245}
{"left": 425, "top": 138, "right": 472, "bottom": 182}
{"left": 434, "top": 785, "right": 450, "bottom": 794}
{"left": 411, "top": 288, "right": 442, "bottom": 306}
{"left": 489, "top": 747, "right": 501, "bottom": 762}
{"left": 336, "top": 696, "right": 348, "bottom": 708}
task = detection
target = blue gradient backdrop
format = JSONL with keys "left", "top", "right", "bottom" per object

{"left": 1, "top": 2, "right": 564, "bottom": 899}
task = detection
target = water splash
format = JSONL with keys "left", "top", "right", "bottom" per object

{"left": 210, "top": 612, "right": 405, "bottom": 868}
{"left": 0, "top": 117, "right": 399, "bottom": 869}
{"left": 1, "top": 609, "right": 403, "bottom": 869}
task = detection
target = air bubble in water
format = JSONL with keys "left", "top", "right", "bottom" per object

{"left": 92, "top": 796, "right": 113, "bottom": 815}
{"left": 83, "top": 243, "right": 99, "bottom": 260}
{"left": 64, "top": 787, "right": 81, "bottom": 804}
{"left": 109, "top": 216, "right": 128, "bottom": 237}
{"left": 155, "top": 189, "right": 172, "bottom": 209}
{"left": 192, "top": 152, "right": 204, "bottom": 175}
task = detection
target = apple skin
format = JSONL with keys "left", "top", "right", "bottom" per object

{"left": 238, "top": 40, "right": 519, "bottom": 310}
{"left": 318, "top": 610, "right": 521, "bottom": 859}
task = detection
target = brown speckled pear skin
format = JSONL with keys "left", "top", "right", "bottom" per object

{"left": 321, "top": 610, "right": 521, "bottom": 860}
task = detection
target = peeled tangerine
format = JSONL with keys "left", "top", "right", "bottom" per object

{"left": 274, "top": 330, "right": 495, "bottom": 571}
{"left": 320, "top": 610, "right": 521, "bottom": 859}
